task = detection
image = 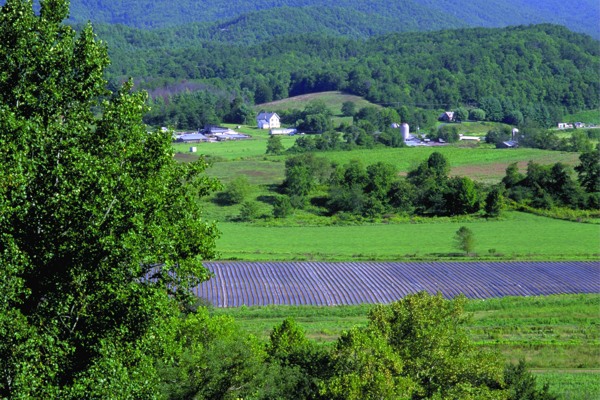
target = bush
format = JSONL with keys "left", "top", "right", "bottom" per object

{"left": 273, "top": 196, "right": 293, "bottom": 218}
{"left": 223, "top": 176, "right": 251, "bottom": 204}
{"left": 239, "top": 201, "right": 261, "bottom": 221}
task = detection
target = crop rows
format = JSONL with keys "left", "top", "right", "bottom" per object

{"left": 193, "top": 261, "right": 600, "bottom": 307}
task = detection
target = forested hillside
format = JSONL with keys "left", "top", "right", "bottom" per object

{"left": 61, "top": 0, "right": 600, "bottom": 38}
{"left": 96, "top": 23, "right": 600, "bottom": 130}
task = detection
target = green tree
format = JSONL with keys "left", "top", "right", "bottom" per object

{"left": 407, "top": 151, "right": 450, "bottom": 186}
{"left": 368, "top": 292, "right": 505, "bottom": 399}
{"left": 159, "top": 310, "right": 266, "bottom": 400}
{"left": 504, "top": 361, "right": 558, "bottom": 400}
{"left": 273, "top": 195, "right": 293, "bottom": 218}
{"left": 222, "top": 175, "right": 251, "bottom": 204}
{"left": 266, "top": 318, "right": 329, "bottom": 399}
{"left": 445, "top": 176, "right": 481, "bottom": 215}
{"left": 0, "top": 1, "right": 219, "bottom": 397}
{"left": 485, "top": 125, "right": 512, "bottom": 145}
{"left": 455, "top": 226, "right": 476, "bottom": 255}
{"left": 239, "top": 200, "right": 261, "bottom": 221}
{"left": 575, "top": 144, "right": 600, "bottom": 193}
{"left": 266, "top": 134, "right": 284, "bottom": 155}
{"left": 365, "top": 162, "right": 398, "bottom": 202}
{"left": 480, "top": 96, "right": 504, "bottom": 122}
{"left": 469, "top": 108, "right": 486, "bottom": 121}
{"left": 434, "top": 124, "right": 460, "bottom": 143}
{"left": 485, "top": 186, "right": 505, "bottom": 217}
{"left": 341, "top": 100, "right": 356, "bottom": 117}
{"left": 454, "top": 106, "right": 469, "bottom": 121}
{"left": 321, "top": 327, "right": 415, "bottom": 400}
{"left": 502, "top": 162, "right": 525, "bottom": 189}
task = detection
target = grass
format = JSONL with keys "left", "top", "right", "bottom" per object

{"left": 213, "top": 211, "right": 600, "bottom": 261}
{"left": 213, "top": 294, "right": 600, "bottom": 398}
{"left": 255, "top": 91, "right": 379, "bottom": 117}
{"left": 535, "top": 371, "right": 600, "bottom": 400}
{"left": 179, "top": 140, "right": 581, "bottom": 184}
{"left": 563, "top": 109, "right": 600, "bottom": 125}
{"left": 172, "top": 132, "right": 297, "bottom": 162}
{"left": 320, "top": 146, "right": 581, "bottom": 180}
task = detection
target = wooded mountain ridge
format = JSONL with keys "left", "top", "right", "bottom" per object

{"left": 16, "top": 0, "right": 600, "bottom": 39}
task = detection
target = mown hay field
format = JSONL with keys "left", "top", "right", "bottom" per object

{"left": 215, "top": 211, "right": 600, "bottom": 261}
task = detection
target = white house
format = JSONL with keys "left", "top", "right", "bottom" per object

{"left": 256, "top": 112, "right": 280, "bottom": 129}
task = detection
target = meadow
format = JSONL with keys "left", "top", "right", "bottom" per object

{"left": 214, "top": 211, "right": 600, "bottom": 261}
{"left": 256, "top": 91, "right": 380, "bottom": 125}
{"left": 564, "top": 109, "right": 600, "bottom": 125}
{"left": 213, "top": 294, "right": 600, "bottom": 399}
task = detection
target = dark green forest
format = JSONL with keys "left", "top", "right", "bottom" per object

{"left": 94, "top": 23, "right": 600, "bottom": 130}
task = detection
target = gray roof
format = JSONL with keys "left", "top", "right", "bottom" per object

{"left": 257, "top": 112, "right": 279, "bottom": 120}
{"left": 174, "top": 133, "right": 208, "bottom": 142}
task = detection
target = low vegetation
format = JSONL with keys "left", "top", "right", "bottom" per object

{"left": 214, "top": 294, "right": 600, "bottom": 399}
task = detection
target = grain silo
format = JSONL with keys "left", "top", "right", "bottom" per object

{"left": 401, "top": 123, "right": 410, "bottom": 140}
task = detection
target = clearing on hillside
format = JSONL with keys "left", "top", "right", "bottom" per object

{"left": 255, "top": 91, "right": 380, "bottom": 116}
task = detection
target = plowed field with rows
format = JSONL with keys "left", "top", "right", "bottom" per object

{"left": 195, "top": 261, "right": 599, "bottom": 307}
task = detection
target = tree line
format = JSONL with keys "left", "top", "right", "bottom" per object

{"left": 263, "top": 149, "right": 599, "bottom": 221}
{"left": 94, "top": 24, "right": 600, "bottom": 130}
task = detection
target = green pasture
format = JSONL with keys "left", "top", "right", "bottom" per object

{"left": 177, "top": 140, "right": 581, "bottom": 182}
{"left": 434, "top": 121, "right": 510, "bottom": 137}
{"left": 172, "top": 133, "right": 296, "bottom": 161}
{"left": 564, "top": 109, "right": 600, "bottom": 125}
{"left": 255, "top": 91, "right": 379, "bottom": 116}
{"left": 319, "top": 146, "right": 581, "bottom": 178}
{"left": 214, "top": 211, "right": 600, "bottom": 261}
{"left": 213, "top": 294, "right": 600, "bottom": 398}
{"left": 535, "top": 371, "right": 600, "bottom": 400}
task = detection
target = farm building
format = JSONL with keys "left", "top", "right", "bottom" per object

{"left": 459, "top": 135, "right": 480, "bottom": 142}
{"left": 174, "top": 132, "right": 209, "bottom": 143}
{"left": 270, "top": 128, "right": 297, "bottom": 135}
{"left": 256, "top": 112, "right": 281, "bottom": 129}
{"left": 496, "top": 140, "right": 518, "bottom": 149}
{"left": 439, "top": 111, "right": 455, "bottom": 122}
{"left": 557, "top": 122, "right": 574, "bottom": 129}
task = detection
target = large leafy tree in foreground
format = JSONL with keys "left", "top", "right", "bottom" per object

{"left": 0, "top": 0, "right": 219, "bottom": 397}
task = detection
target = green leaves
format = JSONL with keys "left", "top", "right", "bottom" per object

{"left": 0, "top": 1, "right": 219, "bottom": 397}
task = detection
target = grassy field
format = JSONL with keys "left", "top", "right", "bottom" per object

{"left": 319, "top": 146, "right": 581, "bottom": 183}
{"left": 564, "top": 109, "right": 600, "bottom": 125}
{"left": 214, "top": 211, "right": 600, "bottom": 261}
{"left": 176, "top": 137, "right": 581, "bottom": 183}
{"left": 213, "top": 294, "right": 600, "bottom": 399}
{"left": 255, "top": 91, "right": 381, "bottom": 125}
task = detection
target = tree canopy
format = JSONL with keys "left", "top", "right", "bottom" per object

{"left": 0, "top": 0, "right": 219, "bottom": 396}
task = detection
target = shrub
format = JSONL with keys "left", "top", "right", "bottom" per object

{"left": 223, "top": 176, "right": 251, "bottom": 204}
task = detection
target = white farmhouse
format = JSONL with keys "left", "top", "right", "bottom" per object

{"left": 256, "top": 112, "right": 281, "bottom": 129}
